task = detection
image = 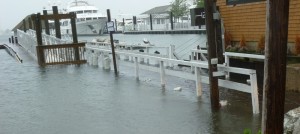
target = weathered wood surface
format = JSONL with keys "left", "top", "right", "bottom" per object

{"left": 262, "top": 0, "right": 290, "bottom": 133}
{"left": 204, "top": 0, "right": 219, "bottom": 109}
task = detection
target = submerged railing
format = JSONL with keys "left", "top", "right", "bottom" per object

{"left": 85, "top": 46, "right": 260, "bottom": 114}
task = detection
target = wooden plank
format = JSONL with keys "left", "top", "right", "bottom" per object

{"left": 40, "top": 14, "right": 74, "bottom": 20}
{"left": 38, "top": 43, "right": 85, "bottom": 49}
{"left": 45, "top": 60, "right": 87, "bottom": 65}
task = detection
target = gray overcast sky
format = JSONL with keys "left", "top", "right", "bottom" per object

{"left": 0, "top": 0, "right": 172, "bottom": 30}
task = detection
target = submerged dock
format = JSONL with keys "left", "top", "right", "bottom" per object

{"left": 123, "top": 29, "right": 206, "bottom": 34}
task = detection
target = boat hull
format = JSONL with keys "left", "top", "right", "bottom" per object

{"left": 61, "top": 18, "right": 107, "bottom": 36}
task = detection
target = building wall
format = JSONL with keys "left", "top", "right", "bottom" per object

{"left": 217, "top": 0, "right": 300, "bottom": 43}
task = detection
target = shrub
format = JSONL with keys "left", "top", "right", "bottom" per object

{"left": 224, "top": 30, "right": 232, "bottom": 48}
{"left": 239, "top": 35, "right": 246, "bottom": 48}
{"left": 256, "top": 35, "right": 265, "bottom": 53}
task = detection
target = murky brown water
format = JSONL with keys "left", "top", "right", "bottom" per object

{"left": 1, "top": 34, "right": 299, "bottom": 134}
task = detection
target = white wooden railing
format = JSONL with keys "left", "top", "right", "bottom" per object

{"left": 85, "top": 46, "right": 260, "bottom": 114}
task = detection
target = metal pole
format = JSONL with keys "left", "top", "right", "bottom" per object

{"left": 107, "top": 9, "right": 118, "bottom": 76}
{"left": 262, "top": 0, "right": 289, "bottom": 133}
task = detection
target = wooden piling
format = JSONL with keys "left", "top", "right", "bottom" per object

{"left": 262, "top": 0, "right": 290, "bottom": 133}
{"left": 35, "top": 13, "right": 45, "bottom": 66}
{"left": 107, "top": 9, "right": 118, "bottom": 76}
{"left": 28, "top": 15, "right": 33, "bottom": 30}
{"left": 43, "top": 10, "right": 50, "bottom": 35}
{"left": 70, "top": 12, "right": 80, "bottom": 61}
{"left": 170, "top": 12, "right": 174, "bottom": 30}
{"left": 52, "top": 6, "right": 61, "bottom": 39}
{"left": 204, "top": 0, "right": 219, "bottom": 109}
{"left": 23, "top": 19, "right": 26, "bottom": 32}
{"left": 150, "top": 14, "right": 153, "bottom": 30}
{"left": 115, "top": 19, "right": 118, "bottom": 31}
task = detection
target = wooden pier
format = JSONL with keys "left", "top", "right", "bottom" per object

{"left": 14, "top": 6, "right": 86, "bottom": 66}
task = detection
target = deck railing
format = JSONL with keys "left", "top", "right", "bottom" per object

{"left": 37, "top": 43, "right": 86, "bottom": 65}
{"left": 17, "top": 29, "right": 86, "bottom": 66}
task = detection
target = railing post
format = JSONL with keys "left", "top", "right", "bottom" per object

{"left": 146, "top": 47, "right": 149, "bottom": 64}
{"left": 224, "top": 53, "right": 230, "bottom": 79}
{"left": 160, "top": 61, "right": 166, "bottom": 87}
{"left": 250, "top": 72, "right": 259, "bottom": 114}
{"left": 135, "top": 57, "right": 139, "bottom": 80}
{"left": 195, "top": 67, "right": 202, "bottom": 96}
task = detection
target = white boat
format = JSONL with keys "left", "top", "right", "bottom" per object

{"left": 59, "top": 0, "right": 107, "bottom": 36}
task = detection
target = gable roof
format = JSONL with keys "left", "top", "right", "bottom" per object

{"left": 141, "top": 5, "right": 171, "bottom": 15}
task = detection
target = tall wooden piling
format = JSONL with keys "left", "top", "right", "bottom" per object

{"left": 204, "top": 0, "right": 219, "bottom": 109}
{"left": 262, "top": 0, "right": 289, "bottom": 133}
{"left": 52, "top": 6, "right": 61, "bottom": 39}
{"left": 35, "top": 13, "right": 45, "bottom": 66}
{"left": 23, "top": 19, "right": 26, "bottom": 32}
{"left": 43, "top": 10, "right": 50, "bottom": 35}
{"left": 107, "top": 9, "right": 118, "bottom": 76}
{"left": 70, "top": 12, "right": 80, "bottom": 61}
{"left": 170, "top": 12, "right": 174, "bottom": 30}
{"left": 215, "top": 8, "right": 224, "bottom": 64}
{"left": 115, "top": 19, "right": 118, "bottom": 31}
{"left": 150, "top": 14, "right": 153, "bottom": 30}
{"left": 28, "top": 15, "right": 33, "bottom": 30}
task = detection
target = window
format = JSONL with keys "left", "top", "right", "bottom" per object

{"left": 86, "top": 18, "right": 92, "bottom": 20}
{"left": 93, "top": 17, "right": 97, "bottom": 20}
{"left": 84, "top": 10, "right": 92, "bottom": 13}
{"left": 93, "top": 10, "right": 97, "bottom": 13}
{"left": 77, "top": 11, "right": 83, "bottom": 14}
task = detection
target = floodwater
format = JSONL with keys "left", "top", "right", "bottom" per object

{"left": 0, "top": 34, "right": 299, "bottom": 134}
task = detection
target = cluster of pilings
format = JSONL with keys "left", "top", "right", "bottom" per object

{"left": 8, "top": 36, "right": 18, "bottom": 44}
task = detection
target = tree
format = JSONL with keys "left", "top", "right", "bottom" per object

{"left": 170, "top": 0, "right": 189, "bottom": 22}
{"left": 197, "top": 0, "right": 204, "bottom": 8}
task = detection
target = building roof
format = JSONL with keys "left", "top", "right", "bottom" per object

{"left": 141, "top": 5, "right": 171, "bottom": 15}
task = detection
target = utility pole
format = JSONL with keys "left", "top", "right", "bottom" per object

{"left": 262, "top": 0, "right": 289, "bottom": 133}
{"left": 204, "top": 0, "right": 219, "bottom": 109}
{"left": 107, "top": 9, "right": 118, "bottom": 76}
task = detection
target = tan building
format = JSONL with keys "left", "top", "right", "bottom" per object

{"left": 217, "top": 0, "right": 300, "bottom": 44}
